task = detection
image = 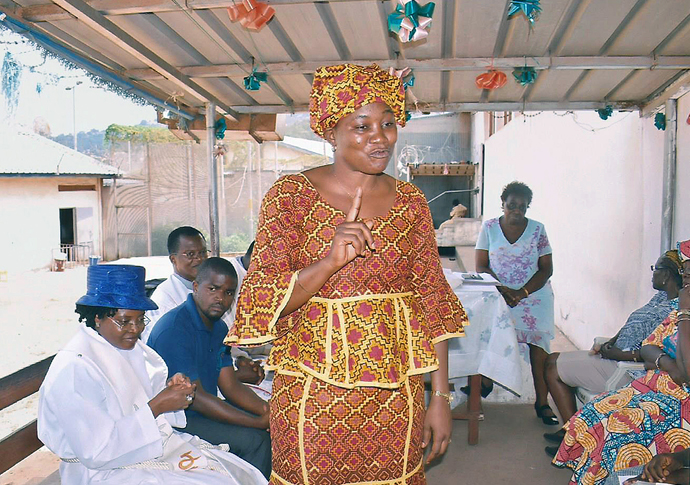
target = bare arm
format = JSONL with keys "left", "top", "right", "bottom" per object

{"left": 217, "top": 366, "right": 269, "bottom": 417}
{"left": 523, "top": 254, "right": 553, "bottom": 295}
{"left": 189, "top": 376, "right": 268, "bottom": 429}
{"left": 676, "top": 286, "right": 690, "bottom": 382}
{"left": 423, "top": 340, "right": 451, "bottom": 465}
{"left": 475, "top": 249, "right": 499, "bottom": 280}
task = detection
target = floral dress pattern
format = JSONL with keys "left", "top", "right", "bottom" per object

{"left": 475, "top": 217, "right": 555, "bottom": 352}
{"left": 553, "top": 311, "right": 690, "bottom": 485}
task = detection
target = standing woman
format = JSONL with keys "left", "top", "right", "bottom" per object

{"left": 475, "top": 181, "right": 557, "bottom": 424}
{"left": 227, "top": 64, "right": 468, "bottom": 485}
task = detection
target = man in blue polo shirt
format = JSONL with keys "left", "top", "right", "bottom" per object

{"left": 147, "top": 257, "right": 271, "bottom": 479}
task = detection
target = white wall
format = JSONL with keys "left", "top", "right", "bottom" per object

{"left": 674, "top": 93, "right": 690, "bottom": 244}
{"left": 0, "top": 177, "right": 102, "bottom": 274}
{"left": 482, "top": 109, "right": 672, "bottom": 350}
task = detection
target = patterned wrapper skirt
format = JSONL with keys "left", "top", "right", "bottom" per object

{"left": 554, "top": 371, "right": 690, "bottom": 485}
{"left": 269, "top": 373, "right": 426, "bottom": 485}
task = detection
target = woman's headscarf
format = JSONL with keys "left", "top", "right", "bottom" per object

{"left": 663, "top": 249, "right": 684, "bottom": 274}
{"left": 678, "top": 240, "right": 690, "bottom": 263}
{"left": 309, "top": 64, "right": 406, "bottom": 138}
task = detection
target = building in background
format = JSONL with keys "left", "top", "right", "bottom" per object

{"left": 0, "top": 128, "right": 119, "bottom": 273}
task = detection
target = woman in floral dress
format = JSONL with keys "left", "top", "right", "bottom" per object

{"left": 554, "top": 308, "right": 690, "bottom": 484}
{"left": 226, "top": 64, "right": 468, "bottom": 485}
{"left": 475, "top": 181, "right": 556, "bottom": 424}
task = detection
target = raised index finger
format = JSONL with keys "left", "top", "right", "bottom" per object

{"left": 346, "top": 187, "right": 362, "bottom": 222}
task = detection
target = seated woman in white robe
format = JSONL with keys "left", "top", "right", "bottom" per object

{"left": 37, "top": 264, "right": 267, "bottom": 485}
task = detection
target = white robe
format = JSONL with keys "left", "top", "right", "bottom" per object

{"left": 37, "top": 324, "right": 267, "bottom": 485}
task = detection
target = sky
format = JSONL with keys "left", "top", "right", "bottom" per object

{"left": 1, "top": 28, "right": 157, "bottom": 136}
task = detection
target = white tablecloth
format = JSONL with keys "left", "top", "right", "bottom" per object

{"left": 444, "top": 270, "right": 524, "bottom": 397}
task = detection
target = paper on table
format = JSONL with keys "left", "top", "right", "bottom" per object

{"left": 618, "top": 476, "right": 664, "bottom": 485}
{"left": 460, "top": 272, "right": 499, "bottom": 285}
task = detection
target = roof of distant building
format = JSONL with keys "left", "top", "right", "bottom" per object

{"left": 280, "top": 136, "right": 333, "bottom": 160}
{"left": 0, "top": 129, "right": 120, "bottom": 177}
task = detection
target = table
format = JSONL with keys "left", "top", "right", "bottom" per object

{"left": 444, "top": 270, "right": 524, "bottom": 444}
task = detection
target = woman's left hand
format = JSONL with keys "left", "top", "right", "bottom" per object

{"left": 422, "top": 395, "right": 452, "bottom": 464}
{"left": 167, "top": 373, "right": 192, "bottom": 387}
{"left": 498, "top": 287, "right": 526, "bottom": 308}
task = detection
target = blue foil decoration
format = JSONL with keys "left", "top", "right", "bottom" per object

{"left": 508, "top": 0, "right": 541, "bottom": 26}
{"left": 388, "top": 1, "right": 435, "bottom": 43}
{"left": 597, "top": 106, "right": 613, "bottom": 120}
{"left": 655, "top": 112, "right": 666, "bottom": 131}
{"left": 512, "top": 66, "right": 537, "bottom": 86}
{"left": 243, "top": 69, "right": 267, "bottom": 91}
{"left": 214, "top": 117, "right": 227, "bottom": 140}
{"left": 405, "top": 110, "right": 412, "bottom": 122}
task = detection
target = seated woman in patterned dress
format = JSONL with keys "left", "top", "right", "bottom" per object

{"left": 553, "top": 241, "right": 690, "bottom": 485}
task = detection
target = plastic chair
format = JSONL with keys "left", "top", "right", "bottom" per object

{"left": 575, "top": 337, "right": 645, "bottom": 405}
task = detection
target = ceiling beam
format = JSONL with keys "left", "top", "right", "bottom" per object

{"left": 0, "top": 7, "right": 197, "bottom": 119}
{"left": 314, "top": 2, "right": 351, "bottom": 61}
{"left": 48, "top": 0, "right": 240, "bottom": 120}
{"left": 640, "top": 70, "right": 690, "bottom": 117}
{"left": 561, "top": 0, "right": 649, "bottom": 102}
{"left": 230, "top": 100, "right": 638, "bottom": 114}
{"left": 19, "top": 0, "right": 375, "bottom": 21}
{"left": 124, "top": 56, "right": 690, "bottom": 80}
{"left": 439, "top": 0, "right": 456, "bottom": 105}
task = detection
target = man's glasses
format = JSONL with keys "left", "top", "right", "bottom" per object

{"left": 107, "top": 315, "right": 150, "bottom": 331}
{"left": 651, "top": 265, "right": 684, "bottom": 275}
{"left": 178, "top": 250, "right": 210, "bottom": 261}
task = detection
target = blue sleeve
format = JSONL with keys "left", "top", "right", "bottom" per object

{"left": 219, "top": 345, "right": 234, "bottom": 369}
{"left": 148, "top": 327, "right": 199, "bottom": 382}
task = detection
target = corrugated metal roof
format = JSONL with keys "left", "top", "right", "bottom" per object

{"left": 1, "top": 0, "right": 688, "bottom": 118}
{"left": 0, "top": 128, "right": 120, "bottom": 176}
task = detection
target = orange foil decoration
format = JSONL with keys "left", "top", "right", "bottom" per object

{"left": 475, "top": 70, "right": 507, "bottom": 90}
{"left": 228, "top": 0, "right": 275, "bottom": 31}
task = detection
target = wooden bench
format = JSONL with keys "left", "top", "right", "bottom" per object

{"left": 0, "top": 356, "right": 54, "bottom": 475}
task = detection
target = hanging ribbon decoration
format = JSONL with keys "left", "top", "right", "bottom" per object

{"left": 388, "top": 0, "right": 436, "bottom": 43}
{"left": 596, "top": 106, "right": 613, "bottom": 120}
{"left": 654, "top": 112, "right": 666, "bottom": 131}
{"left": 508, "top": 0, "right": 541, "bottom": 27}
{"left": 214, "top": 117, "right": 227, "bottom": 140}
{"left": 227, "top": 0, "right": 275, "bottom": 31}
{"left": 475, "top": 70, "right": 507, "bottom": 90}
{"left": 244, "top": 68, "right": 267, "bottom": 90}
{"left": 389, "top": 67, "right": 418, "bottom": 121}
{"left": 512, "top": 66, "right": 537, "bottom": 86}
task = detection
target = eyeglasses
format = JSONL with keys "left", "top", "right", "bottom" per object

{"left": 651, "top": 265, "right": 684, "bottom": 275}
{"left": 505, "top": 202, "right": 527, "bottom": 213}
{"left": 107, "top": 315, "right": 150, "bottom": 331}
{"left": 178, "top": 250, "right": 210, "bottom": 261}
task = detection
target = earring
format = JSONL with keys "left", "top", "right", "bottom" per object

{"left": 331, "top": 144, "right": 337, "bottom": 152}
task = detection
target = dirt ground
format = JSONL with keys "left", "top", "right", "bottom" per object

{"left": 1, "top": 258, "right": 578, "bottom": 484}
{"left": 0, "top": 257, "right": 172, "bottom": 440}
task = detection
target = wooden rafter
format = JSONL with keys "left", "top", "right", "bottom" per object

{"left": 123, "top": 56, "right": 690, "bottom": 81}
{"left": 47, "top": 0, "right": 242, "bottom": 119}
{"left": 19, "top": 0, "right": 376, "bottom": 22}
{"left": 230, "top": 100, "right": 637, "bottom": 114}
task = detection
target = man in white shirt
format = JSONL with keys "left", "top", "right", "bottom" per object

{"left": 144, "top": 227, "right": 263, "bottom": 384}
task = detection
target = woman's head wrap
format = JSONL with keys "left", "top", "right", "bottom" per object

{"left": 309, "top": 64, "right": 406, "bottom": 138}
{"left": 662, "top": 249, "right": 683, "bottom": 274}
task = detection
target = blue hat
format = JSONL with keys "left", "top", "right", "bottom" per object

{"left": 76, "top": 265, "right": 158, "bottom": 311}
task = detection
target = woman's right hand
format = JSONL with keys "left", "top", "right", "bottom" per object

{"left": 634, "top": 452, "right": 684, "bottom": 483}
{"left": 148, "top": 382, "right": 196, "bottom": 417}
{"left": 324, "top": 188, "right": 376, "bottom": 271}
